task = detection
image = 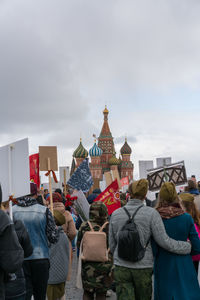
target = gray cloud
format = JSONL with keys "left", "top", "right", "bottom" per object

{"left": 1, "top": 0, "right": 200, "bottom": 177}
{"left": 115, "top": 135, "right": 137, "bottom": 144}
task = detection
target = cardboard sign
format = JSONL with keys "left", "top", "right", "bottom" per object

{"left": 0, "top": 138, "right": 30, "bottom": 202}
{"left": 39, "top": 146, "right": 58, "bottom": 171}
{"left": 104, "top": 171, "right": 113, "bottom": 187}
{"left": 111, "top": 169, "right": 121, "bottom": 189}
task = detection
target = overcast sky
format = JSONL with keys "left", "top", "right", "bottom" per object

{"left": 1, "top": 0, "right": 200, "bottom": 179}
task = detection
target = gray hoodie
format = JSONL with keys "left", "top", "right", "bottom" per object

{"left": 109, "top": 199, "right": 191, "bottom": 269}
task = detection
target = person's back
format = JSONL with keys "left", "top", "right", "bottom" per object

{"left": 109, "top": 179, "right": 191, "bottom": 300}
{"left": 153, "top": 183, "right": 200, "bottom": 300}
{"left": 12, "top": 186, "right": 58, "bottom": 300}
{"left": 47, "top": 210, "right": 70, "bottom": 300}
{"left": 5, "top": 219, "right": 33, "bottom": 300}
{"left": 13, "top": 201, "right": 49, "bottom": 260}
{"left": 77, "top": 201, "right": 113, "bottom": 300}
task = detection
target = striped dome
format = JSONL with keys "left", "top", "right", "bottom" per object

{"left": 120, "top": 139, "right": 132, "bottom": 155}
{"left": 109, "top": 155, "right": 120, "bottom": 165}
{"left": 89, "top": 142, "right": 103, "bottom": 157}
{"left": 73, "top": 140, "right": 88, "bottom": 158}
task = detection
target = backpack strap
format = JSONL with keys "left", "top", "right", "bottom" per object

{"left": 99, "top": 221, "right": 109, "bottom": 232}
{"left": 123, "top": 205, "right": 144, "bottom": 221}
{"left": 87, "top": 221, "right": 94, "bottom": 231}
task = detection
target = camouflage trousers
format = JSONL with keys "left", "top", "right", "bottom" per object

{"left": 114, "top": 265, "right": 153, "bottom": 300}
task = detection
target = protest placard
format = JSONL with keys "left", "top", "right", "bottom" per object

{"left": 0, "top": 138, "right": 30, "bottom": 203}
{"left": 72, "top": 189, "right": 90, "bottom": 221}
{"left": 39, "top": 146, "right": 58, "bottom": 213}
{"left": 147, "top": 161, "right": 187, "bottom": 191}
{"left": 104, "top": 171, "right": 113, "bottom": 187}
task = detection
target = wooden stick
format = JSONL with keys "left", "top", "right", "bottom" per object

{"left": 48, "top": 157, "right": 54, "bottom": 214}
{"left": 63, "top": 169, "right": 67, "bottom": 197}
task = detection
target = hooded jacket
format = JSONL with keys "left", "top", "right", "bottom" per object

{"left": 5, "top": 219, "right": 33, "bottom": 299}
{"left": 0, "top": 211, "right": 24, "bottom": 299}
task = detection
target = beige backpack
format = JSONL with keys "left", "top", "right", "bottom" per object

{"left": 81, "top": 221, "right": 109, "bottom": 262}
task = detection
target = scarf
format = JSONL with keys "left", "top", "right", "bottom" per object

{"left": 15, "top": 196, "right": 37, "bottom": 207}
{"left": 157, "top": 203, "right": 185, "bottom": 219}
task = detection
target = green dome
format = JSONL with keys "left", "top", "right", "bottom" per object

{"left": 120, "top": 139, "right": 132, "bottom": 155}
{"left": 73, "top": 139, "right": 88, "bottom": 158}
{"left": 109, "top": 155, "right": 120, "bottom": 165}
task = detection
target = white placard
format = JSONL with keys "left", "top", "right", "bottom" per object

{"left": 100, "top": 180, "right": 106, "bottom": 192}
{"left": 0, "top": 138, "right": 30, "bottom": 202}
{"left": 72, "top": 190, "right": 90, "bottom": 221}
{"left": 59, "top": 166, "right": 70, "bottom": 189}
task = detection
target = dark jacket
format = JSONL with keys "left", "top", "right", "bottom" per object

{"left": 0, "top": 211, "right": 24, "bottom": 300}
{"left": 5, "top": 220, "right": 33, "bottom": 299}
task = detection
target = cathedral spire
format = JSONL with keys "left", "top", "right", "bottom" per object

{"left": 99, "top": 106, "right": 112, "bottom": 137}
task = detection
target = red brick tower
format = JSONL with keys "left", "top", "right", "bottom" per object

{"left": 98, "top": 106, "right": 115, "bottom": 173}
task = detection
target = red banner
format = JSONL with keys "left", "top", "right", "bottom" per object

{"left": 94, "top": 179, "right": 121, "bottom": 215}
{"left": 120, "top": 176, "right": 129, "bottom": 187}
{"left": 29, "top": 153, "right": 40, "bottom": 188}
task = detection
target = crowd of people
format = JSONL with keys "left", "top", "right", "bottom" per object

{"left": 0, "top": 177, "right": 200, "bottom": 300}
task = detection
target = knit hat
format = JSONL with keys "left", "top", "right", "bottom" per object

{"left": 179, "top": 193, "right": 194, "bottom": 203}
{"left": 54, "top": 210, "right": 66, "bottom": 226}
{"left": 159, "top": 182, "right": 177, "bottom": 203}
{"left": 129, "top": 179, "right": 148, "bottom": 199}
{"left": 52, "top": 192, "right": 62, "bottom": 203}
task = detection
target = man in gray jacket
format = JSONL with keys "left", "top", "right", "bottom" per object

{"left": 109, "top": 179, "right": 191, "bottom": 300}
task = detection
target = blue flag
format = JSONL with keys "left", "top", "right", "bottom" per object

{"left": 67, "top": 158, "right": 93, "bottom": 193}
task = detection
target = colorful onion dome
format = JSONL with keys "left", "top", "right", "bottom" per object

{"left": 109, "top": 154, "right": 120, "bottom": 165}
{"left": 89, "top": 141, "right": 103, "bottom": 157}
{"left": 73, "top": 139, "right": 88, "bottom": 158}
{"left": 120, "top": 138, "right": 132, "bottom": 155}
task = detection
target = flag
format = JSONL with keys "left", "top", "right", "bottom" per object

{"left": 121, "top": 176, "right": 129, "bottom": 187}
{"left": 29, "top": 153, "right": 40, "bottom": 188}
{"left": 94, "top": 179, "right": 121, "bottom": 215}
{"left": 67, "top": 158, "right": 93, "bottom": 193}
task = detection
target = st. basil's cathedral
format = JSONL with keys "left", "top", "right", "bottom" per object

{"left": 71, "top": 106, "right": 134, "bottom": 183}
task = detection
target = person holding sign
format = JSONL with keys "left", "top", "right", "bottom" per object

{"left": 0, "top": 184, "right": 24, "bottom": 300}
{"left": 12, "top": 183, "right": 59, "bottom": 300}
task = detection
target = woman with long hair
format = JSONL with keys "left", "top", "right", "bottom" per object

{"left": 180, "top": 192, "right": 200, "bottom": 273}
{"left": 153, "top": 182, "right": 200, "bottom": 300}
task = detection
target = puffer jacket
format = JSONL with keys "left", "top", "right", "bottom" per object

{"left": 5, "top": 219, "right": 33, "bottom": 299}
{"left": 0, "top": 211, "right": 24, "bottom": 300}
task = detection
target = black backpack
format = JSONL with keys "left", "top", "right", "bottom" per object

{"left": 118, "top": 205, "right": 150, "bottom": 262}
